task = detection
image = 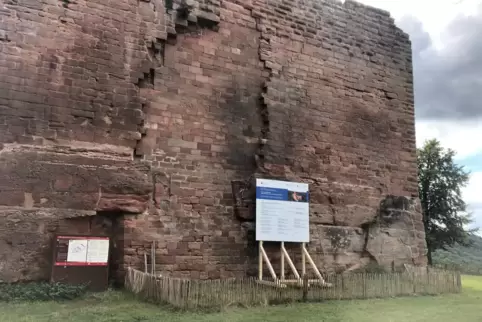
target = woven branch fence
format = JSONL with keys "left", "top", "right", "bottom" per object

{"left": 125, "top": 266, "right": 461, "bottom": 310}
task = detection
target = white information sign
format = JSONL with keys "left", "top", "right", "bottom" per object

{"left": 67, "top": 239, "right": 88, "bottom": 262}
{"left": 255, "top": 179, "right": 310, "bottom": 242}
{"left": 86, "top": 239, "right": 110, "bottom": 264}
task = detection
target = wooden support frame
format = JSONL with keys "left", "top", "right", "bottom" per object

{"left": 257, "top": 241, "right": 331, "bottom": 288}
{"left": 281, "top": 242, "right": 300, "bottom": 281}
{"left": 259, "top": 241, "right": 277, "bottom": 280}
{"left": 302, "top": 243, "right": 325, "bottom": 282}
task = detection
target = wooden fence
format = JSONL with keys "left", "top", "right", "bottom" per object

{"left": 125, "top": 266, "right": 461, "bottom": 310}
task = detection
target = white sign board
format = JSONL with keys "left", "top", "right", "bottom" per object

{"left": 255, "top": 179, "right": 310, "bottom": 242}
{"left": 67, "top": 239, "right": 88, "bottom": 263}
{"left": 86, "top": 239, "right": 110, "bottom": 264}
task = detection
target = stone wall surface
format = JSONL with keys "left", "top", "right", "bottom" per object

{"left": 0, "top": 0, "right": 427, "bottom": 282}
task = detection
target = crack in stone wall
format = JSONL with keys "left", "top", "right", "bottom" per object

{"left": 229, "top": 0, "right": 427, "bottom": 274}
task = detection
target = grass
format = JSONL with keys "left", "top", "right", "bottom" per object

{"left": 1, "top": 276, "right": 481, "bottom": 322}
{"left": 462, "top": 274, "right": 482, "bottom": 291}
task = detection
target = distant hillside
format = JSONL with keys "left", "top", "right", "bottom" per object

{"left": 433, "top": 235, "right": 482, "bottom": 274}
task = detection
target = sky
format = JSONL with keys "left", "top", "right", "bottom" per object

{"left": 347, "top": 0, "right": 482, "bottom": 230}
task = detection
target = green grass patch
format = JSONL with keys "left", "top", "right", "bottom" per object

{"left": 462, "top": 275, "right": 482, "bottom": 291}
{"left": 1, "top": 276, "right": 481, "bottom": 322}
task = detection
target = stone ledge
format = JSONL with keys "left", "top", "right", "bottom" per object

{"left": 0, "top": 206, "right": 97, "bottom": 219}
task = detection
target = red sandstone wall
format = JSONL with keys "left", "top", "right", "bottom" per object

{"left": 0, "top": 0, "right": 427, "bottom": 282}
{"left": 0, "top": 0, "right": 162, "bottom": 281}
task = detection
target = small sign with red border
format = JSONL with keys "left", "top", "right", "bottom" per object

{"left": 54, "top": 236, "right": 110, "bottom": 267}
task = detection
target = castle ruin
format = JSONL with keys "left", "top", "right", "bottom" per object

{"left": 0, "top": 0, "right": 427, "bottom": 282}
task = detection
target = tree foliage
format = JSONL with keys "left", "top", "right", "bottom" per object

{"left": 433, "top": 234, "right": 482, "bottom": 275}
{"left": 417, "top": 139, "right": 476, "bottom": 264}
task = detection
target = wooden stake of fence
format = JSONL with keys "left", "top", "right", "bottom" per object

{"left": 258, "top": 241, "right": 263, "bottom": 281}
{"left": 280, "top": 242, "right": 285, "bottom": 280}
{"left": 151, "top": 241, "right": 156, "bottom": 275}
{"left": 153, "top": 241, "right": 156, "bottom": 274}
{"left": 302, "top": 274, "right": 309, "bottom": 302}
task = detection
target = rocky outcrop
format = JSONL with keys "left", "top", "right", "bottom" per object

{"left": 0, "top": 144, "right": 152, "bottom": 214}
{"left": 316, "top": 195, "right": 428, "bottom": 272}
{"left": 366, "top": 196, "right": 427, "bottom": 267}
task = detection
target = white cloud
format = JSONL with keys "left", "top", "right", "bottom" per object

{"left": 463, "top": 172, "right": 482, "bottom": 231}
{"left": 464, "top": 172, "right": 482, "bottom": 204}
{"left": 356, "top": 0, "right": 480, "bottom": 48}
{"left": 416, "top": 120, "right": 482, "bottom": 159}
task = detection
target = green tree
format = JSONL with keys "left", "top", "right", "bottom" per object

{"left": 417, "top": 139, "right": 476, "bottom": 265}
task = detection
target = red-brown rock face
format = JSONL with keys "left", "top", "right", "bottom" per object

{"left": 0, "top": 0, "right": 427, "bottom": 282}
